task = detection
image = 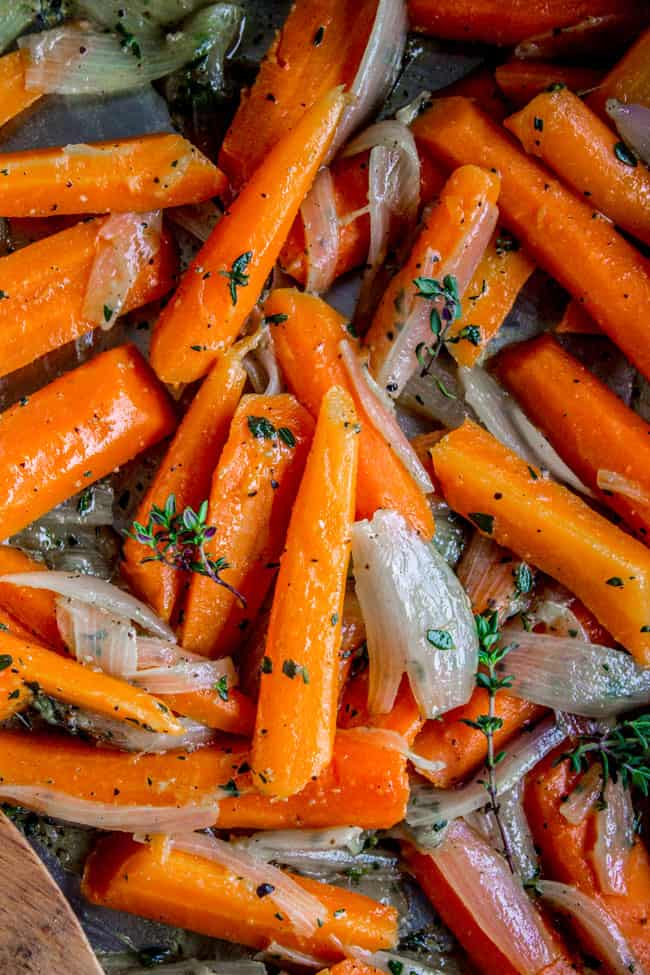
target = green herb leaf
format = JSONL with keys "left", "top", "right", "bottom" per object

{"left": 214, "top": 675, "right": 229, "bottom": 701}
{"left": 614, "top": 141, "right": 637, "bottom": 167}
{"left": 426, "top": 629, "right": 454, "bottom": 650}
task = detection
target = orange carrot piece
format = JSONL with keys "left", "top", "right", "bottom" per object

{"left": 0, "top": 345, "right": 175, "bottom": 542}
{"left": 159, "top": 689, "right": 255, "bottom": 736}
{"left": 181, "top": 394, "right": 314, "bottom": 658}
{"left": 0, "top": 669, "right": 31, "bottom": 721}
{"left": 82, "top": 833, "right": 397, "bottom": 960}
{"left": 587, "top": 26, "right": 650, "bottom": 117}
{"left": 0, "top": 217, "right": 176, "bottom": 380}
{"left": 442, "top": 67, "right": 509, "bottom": 121}
{"left": 495, "top": 60, "right": 602, "bottom": 107}
{"left": 0, "top": 134, "right": 226, "bottom": 216}
{"left": 265, "top": 288, "right": 434, "bottom": 537}
{"left": 555, "top": 298, "right": 601, "bottom": 335}
{"left": 338, "top": 673, "right": 423, "bottom": 746}
{"left": 514, "top": 12, "right": 648, "bottom": 64}
{"left": 252, "top": 387, "right": 359, "bottom": 797}
{"left": 150, "top": 88, "right": 346, "bottom": 385}
{"left": 319, "top": 962, "right": 386, "bottom": 975}
{"left": 0, "top": 51, "right": 42, "bottom": 129}
{"left": 505, "top": 87, "right": 650, "bottom": 247}
{"left": 431, "top": 420, "right": 650, "bottom": 665}
{"left": 0, "top": 547, "right": 64, "bottom": 651}
{"left": 218, "top": 0, "right": 377, "bottom": 186}
{"left": 496, "top": 334, "right": 650, "bottom": 542}
{"left": 122, "top": 351, "right": 247, "bottom": 625}
{"left": 412, "top": 96, "right": 650, "bottom": 381}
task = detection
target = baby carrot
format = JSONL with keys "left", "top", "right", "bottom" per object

{"left": 505, "top": 87, "right": 650, "bottom": 247}
{"left": 555, "top": 298, "right": 601, "bottom": 335}
{"left": 0, "top": 666, "right": 31, "bottom": 722}
{"left": 253, "top": 387, "right": 359, "bottom": 798}
{"left": 0, "top": 345, "right": 176, "bottom": 542}
{"left": 587, "top": 26, "right": 650, "bottom": 116}
{"left": 0, "top": 134, "right": 226, "bottom": 216}
{"left": 338, "top": 674, "right": 424, "bottom": 747}
{"left": 319, "top": 963, "right": 386, "bottom": 975}
{"left": 495, "top": 60, "right": 602, "bottom": 107}
{"left": 180, "top": 394, "right": 314, "bottom": 658}
{"left": 264, "top": 288, "right": 434, "bottom": 537}
{"left": 0, "top": 50, "right": 42, "bottom": 129}
{"left": 122, "top": 350, "right": 247, "bottom": 625}
{"left": 431, "top": 420, "right": 650, "bottom": 665}
{"left": 0, "top": 547, "right": 64, "bottom": 651}
{"left": 412, "top": 96, "right": 650, "bottom": 381}
{"left": 496, "top": 334, "right": 650, "bottom": 541}
{"left": 158, "top": 689, "right": 255, "bottom": 737}
{"left": 442, "top": 67, "right": 509, "bottom": 121}
{"left": 0, "top": 217, "right": 176, "bottom": 380}
{"left": 150, "top": 88, "right": 346, "bottom": 385}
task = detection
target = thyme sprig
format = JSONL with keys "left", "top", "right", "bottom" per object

{"left": 560, "top": 714, "right": 650, "bottom": 797}
{"left": 412, "top": 274, "right": 480, "bottom": 377}
{"left": 220, "top": 251, "right": 252, "bottom": 306}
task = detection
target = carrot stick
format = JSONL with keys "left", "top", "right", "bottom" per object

{"left": 0, "top": 345, "right": 175, "bottom": 541}
{"left": 0, "top": 727, "right": 409, "bottom": 829}
{"left": 0, "top": 134, "right": 226, "bottom": 216}
{"left": 252, "top": 386, "right": 359, "bottom": 798}
{"left": 0, "top": 217, "right": 176, "bottom": 380}
{"left": 495, "top": 60, "right": 602, "bottom": 107}
{"left": 442, "top": 67, "right": 509, "bottom": 121}
{"left": 0, "top": 547, "right": 64, "bottom": 651}
{"left": 338, "top": 673, "right": 423, "bottom": 746}
{"left": 431, "top": 419, "right": 650, "bottom": 666}
{"left": 505, "top": 87, "right": 650, "bottom": 247}
{"left": 319, "top": 962, "right": 385, "bottom": 975}
{"left": 180, "top": 393, "right": 315, "bottom": 658}
{"left": 412, "top": 96, "right": 650, "bottom": 381}
{"left": 158, "top": 689, "right": 255, "bottom": 736}
{"left": 218, "top": 0, "right": 377, "bottom": 186}
{"left": 122, "top": 350, "right": 247, "bottom": 625}
{"left": 514, "top": 12, "right": 648, "bottom": 64}
{"left": 496, "top": 334, "right": 650, "bottom": 542}
{"left": 555, "top": 298, "right": 601, "bottom": 335}
{"left": 82, "top": 833, "right": 397, "bottom": 960}
{"left": 587, "top": 26, "right": 650, "bottom": 117}
{"left": 0, "top": 666, "right": 31, "bottom": 722}
{"left": 150, "top": 88, "right": 346, "bottom": 385}
{"left": 264, "top": 288, "right": 434, "bottom": 537}
{"left": 0, "top": 51, "right": 42, "bottom": 129}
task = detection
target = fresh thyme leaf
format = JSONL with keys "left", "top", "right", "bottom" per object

{"left": 219, "top": 251, "right": 252, "bottom": 305}
{"left": 263, "top": 313, "right": 288, "bottom": 326}
{"left": 514, "top": 562, "right": 533, "bottom": 595}
{"left": 614, "top": 141, "right": 637, "bottom": 168}
{"left": 426, "top": 629, "right": 454, "bottom": 650}
{"left": 559, "top": 714, "right": 650, "bottom": 797}
{"left": 247, "top": 415, "right": 277, "bottom": 440}
{"left": 214, "top": 675, "right": 229, "bottom": 701}
{"left": 278, "top": 427, "right": 296, "bottom": 448}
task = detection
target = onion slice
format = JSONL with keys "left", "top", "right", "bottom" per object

{"left": 70, "top": 710, "right": 216, "bottom": 753}
{"left": 354, "top": 727, "right": 445, "bottom": 776}
{"left": 233, "top": 827, "right": 366, "bottom": 858}
{"left": 131, "top": 657, "right": 236, "bottom": 694}
{"left": 456, "top": 532, "right": 530, "bottom": 622}
{"left": 300, "top": 167, "right": 340, "bottom": 295}
{"left": 56, "top": 596, "right": 138, "bottom": 676}
{"left": 590, "top": 777, "right": 634, "bottom": 896}
{"left": 596, "top": 468, "right": 650, "bottom": 506}
{"left": 465, "top": 779, "right": 538, "bottom": 882}
{"left": 560, "top": 763, "right": 603, "bottom": 826}
{"left": 606, "top": 100, "right": 650, "bottom": 167}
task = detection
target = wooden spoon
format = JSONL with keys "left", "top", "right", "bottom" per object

{"left": 0, "top": 810, "right": 103, "bottom": 974}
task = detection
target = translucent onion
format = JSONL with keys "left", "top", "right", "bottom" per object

{"left": 606, "top": 99, "right": 650, "bottom": 167}
{"left": 465, "top": 779, "right": 539, "bottom": 881}
{"left": 596, "top": 468, "right": 650, "bottom": 506}
{"left": 56, "top": 596, "right": 138, "bottom": 677}
{"left": 456, "top": 532, "right": 531, "bottom": 621}
{"left": 590, "top": 777, "right": 634, "bottom": 896}
{"left": 538, "top": 880, "right": 642, "bottom": 975}
{"left": 167, "top": 200, "right": 222, "bottom": 242}
{"left": 71, "top": 710, "right": 215, "bottom": 752}
{"left": 430, "top": 498, "right": 467, "bottom": 568}
{"left": 77, "top": 0, "right": 163, "bottom": 41}
{"left": 257, "top": 944, "right": 322, "bottom": 968}
{"left": 0, "top": 1, "right": 35, "bottom": 55}
{"left": 233, "top": 827, "right": 366, "bottom": 857}
{"left": 528, "top": 596, "right": 587, "bottom": 640}
{"left": 300, "top": 167, "right": 340, "bottom": 295}
{"left": 130, "top": 657, "right": 236, "bottom": 694}
{"left": 121, "top": 962, "right": 267, "bottom": 975}
{"left": 352, "top": 509, "right": 478, "bottom": 718}
{"left": 560, "top": 763, "right": 603, "bottom": 825}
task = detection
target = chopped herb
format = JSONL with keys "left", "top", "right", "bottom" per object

{"left": 261, "top": 655, "right": 273, "bottom": 674}
{"left": 469, "top": 512, "right": 494, "bottom": 534}
{"left": 546, "top": 82, "right": 567, "bottom": 92}
{"left": 77, "top": 487, "right": 94, "bottom": 516}
{"left": 560, "top": 714, "right": 650, "bottom": 796}
{"left": 137, "top": 946, "right": 174, "bottom": 967}
{"left": 263, "top": 313, "right": 288, "bottom": 326}
{"left": 346, "top": 321, "right": 358, "bottom": 338}
{"left": 278, "top": 427, "right": 296, "bottom": 448}
{"left": 447, "top": 324, "right": 481, "bottom": 347}
{"left": 527, "top": 465, "right": 539, "bottom": 480}
{"left": 256, "top": 883, "right": 275, "bottom": 898}
{"left": 331, "top": 613, "right": 339, "bottom": 626}
{"left": 606, "top": 576, "right": 624, "bottom": 588}
{"left": 514, "top": 562, "right": 533, "bottom": 595}
{"left": 103, "top": 304, "right": 113, "bottom": 323}
{"left": 247, "top": 415, "right": 277, "bottom": 440}
{"left": 0, "top": 290, "right": 8, "bottom": 300}
{"left": 115, "top": 21, "right": 141, "bottom": 58}
{"left": 435, "top": 377, "right": 457, "bottom": 399}
{"left": 219, "top": 251, "right": 252, "bottom": 305}
{"left": 641, "top": 625, "right": 650, "bottom": 633}
{"left": 426, "top": 629, "right": 454, "bottom": 650}
{"left": 214, "top": 675, "right": 229, "bottom": 701}
{"left": 333, "top": 908, "right": 346, "bottom": 918}
{"left": 388, "top": 962, "right": 404, "bottom": 975}
{"left": 0, "top": 655, "right": 13, "bottom": 671}
{"left": 614, "top": 141, "right": 637, "bottom": 167}
{"left": 313, "top": 25, "right": 325, "bottom": 45}
{"left": 495, "top": 232, "right": 520, "bottom": 255}
{"left": 220, "top": 778, "right": 239, "bottom": 797}
{"left": 282, "top": 659, "right": 309, "bottom": 683}
{"left": 533, "top": 116, "right": 544, "bottom": 131}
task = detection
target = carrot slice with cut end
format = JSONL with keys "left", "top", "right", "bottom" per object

{"left": 159, "top": 689, "right": 255, "bottom": 737}
{"left": 319, "top": 962, "right": 386, "bottom": 975}
{"left": 338, "top": 673, "right": 424, "bottom": 747}
{"left": 0, "top": 547, "right": 64, "bottom": 651}
{"left": 587, "top": 26, "right": 650, "bottom": 117}
{"left": 555, "top": 299, "right": 601, "bottom": 335}
{"left": 495, "top": 60, "right": 602, "bottom": 107}
{"left": 0, "top": 50, "right": 42, "bottom": 129}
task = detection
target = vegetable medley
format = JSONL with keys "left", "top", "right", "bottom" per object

{"left": 1, "top": 0, "right": 650, "bottom": 973}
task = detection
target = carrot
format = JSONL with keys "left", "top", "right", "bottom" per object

{"left": 0, "top": 134, "right": 226, "bottom": 216}
{"left": 406, "top": 0, "right": 641, "bottom": 46}
{"left": 431, "top": 419, "right": 650, "bottom": 666}
{"left": 338, "top": 673, "right": 424, "bottom": 746}
{"left": 319, "top": 962, "right": 385, "bottom": 975}
{"left": 505, "top": 87, "right": 650, "bottom": 247}
{"left": 525, "top": 749, "right": 650, "bottom": 971}
{"left": 513, "top": 12, "right": 649, "bottom": 64}
{"left": 151, "top": 89, "right": 345, "bottom": 386}
{"left": 122, "top": 350, "right": 247, "bottom": 625}
{"left": 252, "top": 386, "right": 358, "bottom": 798}
{"left": 82, "top": 833, "right": 397, "bottom": 960}
{"left": 218, "top": 0, "right": 377, "bottom": 185}
{"left": 157, "top": 689, "right": 255, "bottom": 737}
{"left": 0, "top": 727, "right": 409, "bottom": 829}
{"left": 0, "top": 547, "right": 64, "bottom": 651}
{"left": 442, "top": 67, "right": 509, "bottom": 121}
{"left": 412, "top": 96, "right": 650, "bottom": 381}
{"left": 0, "top": 345, "right": 175, "bottom": 542}
{"left": 0, "top": 51, "right": 42, "bottom": 129}
{"left": 496, "top": 334, "right": 650, "bottom": 541}
{"left": 0, "top": 217, "right": 176, "bottom": 380}
{"left": 0, "top": 665, "right": 32, "bottom": 722}
{"left": 555, "top": 298, "right": 601, "bottom": 335}
{"left": 495, "top": 60, "right": 602, "bottom": 107}
{"left": 587, "top": 26, "right": 650, "bottom": 117}
{"left": 264, "top": 288, "right": 434, "bottom": 537}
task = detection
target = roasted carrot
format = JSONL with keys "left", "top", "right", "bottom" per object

{"left": 555, "top": 298, "right": 601, "bottom": 335}
{"left": 442, "top": 67, "right": 509, "bottom": 121}
{"left": 264, "top": 288, "right": 434, "bottom": 537}
{"left": 338, "top": 673, "right": 424, "bottom": 746}
{"left": 0, "top": 345, "right": 175, "bottom": 542}
{"left": 587, "top": 26, "right": 650, "bottom": 117}
{"left": 514, "top": 12, "right": 649, "bottom": 64}
{"left": 122, "top": 350, "right": 247, "bottom": 625}
{"left": 0, "top": 665, "right": 32, "bottom": 722}
{"left": 525, "top": 749, "right": 650, "bottom": 971}
{"left": 0, "top": 728, "right": 409, "bottom": 830}
{"left": 0, "top": 134, "right": 226, "bottom": 216}
{"left": 252, "top": 387, "right": 358, "bottom": 797}
{"left": 0, "top": 547, "right": 64, "bottom": 651}
{"left": 505, "top": 87, "right": 650, "bottom": 247}
{"left": 496, "top": 334, "right": 650, "bottom": 541}
{"left": 319, "top": 962, "right": 386, "bottom": 975}
{"left": 431, "top": 420, "right": 650, "bottom": 666}
{"left": 82, "top": 833, "right": 397, "bottom": 960}
{"left": 151, "top": 89, "right": 345, "bottom": 386}
{"left": 0, "top": 217, "right": 176, "bottom": 380}
{"left": 158, "top": 689, "right": 255, "bottom": 737}
{"left": 0, "top": 50, "right": 42, "bottom": 129}
{"left": 181, "top": 394, "right": 314, "bottom": 658}
{"left": 495, "top": 60, "right": 602, "bottom": 107}
{"left": 218, "top": 0, "right": 377, "bottom": 185}
{"left": 412, "top": 97, "right": 650, "bottom": 381}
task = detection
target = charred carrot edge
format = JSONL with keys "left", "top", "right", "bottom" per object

{"left": 0, "top": 50, "right": 42, "bottom": 129}
{"left": 122, "top": 350, "right": 247, "bottom": 625}
{"left": 82, "top": 833, "right": 397, "bottom": 959}
{"left": 525, "top": 749, "right": 650, "bottom": 970}
{"left": 150, "top": 88, "right": 346, "bottom": 385}
{"left": 555, "top": 298, "right": 601, "bottom": 335}
{"left": 181, "top": 393, "right": 314, "bottom": 659}
{"left": 412, "top": 96, "right": 650, "bottom": 381}
{"left": 496, "top": 334, "right": 650, "bottom": 541}
{"left": 252, "top": 387, "right": 359, "bottom": 798}
{"left": 264, "top": 288, "right": 435, "bottom": 538}
{"left": 0, "top": 548, "right": 65, "bottom": 651}
{"left": 0, "top": 727, "right": 409, "bottom": 830}
{"left": 587, "top": 26, "right": 650, "bottom": 116}
{"left": 218, "top": 0, "right": 377, "bottom": 185}
{"left": 495, "top": 60, "right": 602, "bottom": 107}
{"left": 0, "top": 133, "right": 227, "bottom": 216}
{"left": 0, "top": 345, "right": 175, "bottom": 541}
{"left": 505, "top": 87, "right": 650, "bottom": 247}
{"left": 0, "top": 217, "right": 176, "bottom": 380}
{"left": 338, "top": 673, "right": 424, "bottom": 747}
{"left": 431, "top": 419, "right": 650, "bottom": 665}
